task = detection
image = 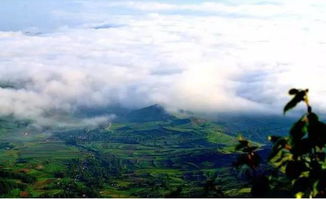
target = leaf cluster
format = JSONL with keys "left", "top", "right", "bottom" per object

{"left": 234, "top": 88, "right": 326, "bottom": 198}
{"left": 233, "top": 138, "right": 269, "bottom": 197}
{"left": 269, "top": 88, "right": 326, "bottom": 198}
{"left": 234, "top": 138, "right": 261, "bottom": 170}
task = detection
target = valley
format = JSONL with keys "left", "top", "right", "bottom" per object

{"left": 0, "top": 105, "right": 290, "bottom": 197}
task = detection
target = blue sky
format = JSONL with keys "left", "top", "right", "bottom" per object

{"left": 0, "top": 0, "right": 84, "bottom": 31}
{"left": 1, "top": 0, "right": 326, "bottom": 125}
{"left": 0, "top": 0, "right": 290, "bottom": 32}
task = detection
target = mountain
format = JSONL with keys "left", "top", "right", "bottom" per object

{"left": 212, "top": 113, "right": 296, "bottom": 143}
{"left": 0, "top": 105, "right": 252, "bottom": 197}
{"left": 1, "top": 104, "right": 296, "bottom": 197}
{"left": 123, "top": 104, "right": 176, "bottom": 122}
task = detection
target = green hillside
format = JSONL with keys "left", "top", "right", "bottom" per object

{"left": 0, "top": 106, "right": 258, "bottom": 197}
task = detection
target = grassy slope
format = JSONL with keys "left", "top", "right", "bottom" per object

{"left": 0, "top": 115, "right": 251, "bottom": 197}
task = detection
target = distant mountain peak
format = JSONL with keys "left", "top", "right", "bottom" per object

{"left": 124, "top": 104, "right": 175, "bottom": 122}
{"left": 142, "top": 104, "right": 164, "bottom": 111}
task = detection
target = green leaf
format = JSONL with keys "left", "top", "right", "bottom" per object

{"left": 307, "top": 113, "right": 326, "bottom": 147}
{"left": 289, "top": 117, "right": 307, "bottom": 144}
{"left": 289, "top": 88, "right": 299, "bottom": 95}
{"left": 285, "top": 161, "right": 307, "bottom": 179}
{"left": 268, "top": 138, "right": 287, "bottom": 161}
{"left": 291, "top": 138, "right": 312, "bottom": 158}
{"left": 293, "top": 177, "right": 310, "bottom": 197}
{"left": 235, "top": 139, "right": 249, "bottom": 151}
{"left": 309, "top": 161, "right": 323, "bottom": 179}
{"left": 316, "top": 152, "right": 325, "bottom": 162}
{"left": 283, "top": 89, "right": 307, "bottom": 114}
{"left": 248, "top": 152, "right": 261, "bottom": 169}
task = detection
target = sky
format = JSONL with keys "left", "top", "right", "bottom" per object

{"left": 1, "top": 0, "right": 326, "bottom": 126}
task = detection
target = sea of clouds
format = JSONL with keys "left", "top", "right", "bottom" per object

{"left": 1, "top": 0, "right": 326, "bottom": 127}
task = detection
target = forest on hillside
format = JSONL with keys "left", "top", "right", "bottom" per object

{"left": 0, "top": 88, "right": 325, "bottom": 198}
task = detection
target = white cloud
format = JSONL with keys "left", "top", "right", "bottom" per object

{"left": 1, "top": 0, "right": 326, "bottom": 126}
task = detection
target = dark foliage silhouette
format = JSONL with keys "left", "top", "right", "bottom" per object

{"left": 235, "top": 88, "right": 326, "bottom": 198}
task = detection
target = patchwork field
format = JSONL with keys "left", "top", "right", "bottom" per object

{"left": 0, "top": 108, "right": 272, "bottom": 197}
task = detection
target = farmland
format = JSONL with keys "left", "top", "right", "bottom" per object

{"left": 0, "top": 105, "right": 287, "bottom": 197}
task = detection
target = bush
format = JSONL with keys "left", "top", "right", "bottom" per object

{"left": 234, "top": 88, "right": 326, "bottom": 198}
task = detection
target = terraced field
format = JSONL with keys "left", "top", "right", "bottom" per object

{"left": 0, "top": 107, "right": 262, "bottom": 197}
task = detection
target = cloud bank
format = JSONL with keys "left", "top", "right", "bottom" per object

{"left": 1, "top": 0, "right": 326, "bottom": 126}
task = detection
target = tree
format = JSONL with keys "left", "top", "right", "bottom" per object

{"left": 235, "top": 88, "right": 326, "bottom": 198}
